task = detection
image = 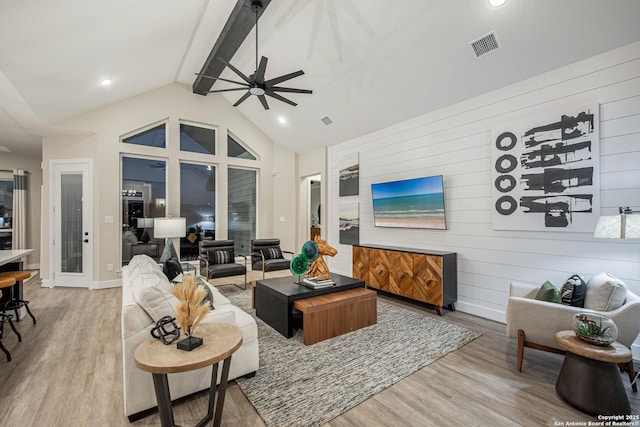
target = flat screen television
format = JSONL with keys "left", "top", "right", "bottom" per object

{"left": 371, "top": 175, "right": 446, "bottom": 230}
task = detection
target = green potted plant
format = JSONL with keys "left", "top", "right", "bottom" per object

{"left": 573, "top": 312, "right": 618, "bottom": 346}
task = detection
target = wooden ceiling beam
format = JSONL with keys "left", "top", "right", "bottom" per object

{"left": 192, "top": 0, "right": 271, "bottom": 95}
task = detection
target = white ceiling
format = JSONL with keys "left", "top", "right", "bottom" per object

{"left": 1, "top": 0, "right": 640, "bottom": 157}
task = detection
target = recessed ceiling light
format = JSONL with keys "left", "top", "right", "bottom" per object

{"left": 489, "top": 0, "right": 507, "bottom": 6}
{"left": 100, "top": 78, "right": 113, "bottom": 87}
{"left": 278, "top": 116, "right": 287, "bottom": 125}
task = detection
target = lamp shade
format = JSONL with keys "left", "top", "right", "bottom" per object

{"left": 594, "top": 214, "right": 640, "bottom": 239}
{"left": 154, "top": 217, "right": 186, "bottom": 239}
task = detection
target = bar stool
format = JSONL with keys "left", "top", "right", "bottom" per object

{"left": 0, "top": 277, "right": 22, "bottom": 362}
{"left": 0, "top": 271, "right": 36, "bottom": 324}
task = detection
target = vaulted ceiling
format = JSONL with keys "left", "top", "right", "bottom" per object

{"left": 1, "top": 0, "right": 640, "bottom": 157}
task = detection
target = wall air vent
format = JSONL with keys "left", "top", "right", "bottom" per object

{"left": 470, "top": 30, "right": 501, "bottom": 58}
{"left": 320, "top": 116, "right": 333, "bottom": 126}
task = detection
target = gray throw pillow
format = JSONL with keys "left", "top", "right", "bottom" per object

{"left": 261, "top": 247, "right": 283, "bottom": 260}
{"left": 584, "top": 272, "right": 627, "bottom": 311}
{"left": 209, "top": 249, "right": 234, "bottom": 264}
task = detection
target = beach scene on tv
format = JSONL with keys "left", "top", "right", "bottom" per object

{"left": 371, "top": 175, "right": 446, "bottom": 229}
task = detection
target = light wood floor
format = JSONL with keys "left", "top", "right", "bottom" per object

{"left": 1, "top": 273, "right": 638, "bottom": 426}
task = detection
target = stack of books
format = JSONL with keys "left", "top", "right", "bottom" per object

{"left": 302, "top": 277, "right": 335, "bottom": 289}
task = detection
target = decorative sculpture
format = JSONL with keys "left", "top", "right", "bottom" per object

{"left": 306, "top": 235, "right": 337, "bottom": 280}
{"left": 290, "top": 239, "right": 319, "bottom": 283}
{"left": 169, "top": 275, "right": 211, "bottom": 351}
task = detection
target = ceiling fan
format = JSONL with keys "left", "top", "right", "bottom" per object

{"left": 198, "top": 0, "right": 312, "bottom": 110}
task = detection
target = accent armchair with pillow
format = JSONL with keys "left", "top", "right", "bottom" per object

{"left": 506, "top": 272, "right": 640, "bottom": 389}
{"left": 199, "top": 239, "right": 247, "bottom": 289}
{"left": 250, "top": 238, "right": 294, "bottom": 279}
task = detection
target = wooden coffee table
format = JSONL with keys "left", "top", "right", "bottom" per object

{"left": 555, "top": 330, "right": 632, "bottom": 416}
{"left": 134, "top": 322, "right": 243, "bottom": 427}
{"left": 255, "top": 273, "right": 365, "bottom": 338}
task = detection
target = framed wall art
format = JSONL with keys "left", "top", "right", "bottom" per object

{"left": 339, "top": 202, "right": 359, "bottom": 245}
{"left": 491, "top": 104, "right": 600, "bottom": 232}
{"left": 339, "top": 153, "right": 359, "bottom": 196}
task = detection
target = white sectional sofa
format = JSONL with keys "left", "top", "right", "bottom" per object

{"left": 121, "top": 255, "right": 259, "bottom": 420}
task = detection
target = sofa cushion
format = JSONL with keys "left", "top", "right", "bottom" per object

{"left": 584, "top": 272, "right": 628, "bottom": 311}
{"left": 130, "top": 268, "right": 179, "bottom": 321}
{"left": 535, "top": 281, "right": 561, "bottom": 304}
{"left": 129, "top": 254, "right": 162, "bottom": 274}
{"left": 560, "top": 274, "right": 586, "bottom": 307}
{"left": 210, "top": 249, "right": 234, "bottom": 264}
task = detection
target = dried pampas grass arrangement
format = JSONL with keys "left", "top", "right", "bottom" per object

{"left": 170, "top": 275, "right": 211, "bottom": 339}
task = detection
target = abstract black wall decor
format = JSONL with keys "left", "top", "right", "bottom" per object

{"left": 339, "top": 153, "right": 359, "bottom": 196}
{"left": 491, "top": 104, "right": 600, "bottom": 232}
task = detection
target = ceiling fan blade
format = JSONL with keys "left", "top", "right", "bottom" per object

{"left": 196, "top": 73, "right": 249, "bottom": 87}
{"left": 265, "top": 91, "right": 298, "bottom": 107}
{"left": 217, "top": 57, "right": 252, "bottom": 84}
{"left": 233, "top": 91, "right": 252, "bottom": 107}
{"left": 264, "top": 70, "right": 305, "bottom": 87}
{"left": 258, "top": 94, "right": 270, "bottom": 110}
{"left": 255, "top": 56, "right": 268, "bottom": 86}
{"left": 208, "top": 87, "right": 251, "bottom": 93}
{"left": 271, "top": 86, "right": 313, "bottom": 94}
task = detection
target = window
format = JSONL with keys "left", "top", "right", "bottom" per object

{"left": 227, "top": 134, "right": 256, "bottom": 160}
{"left": 180, "top": 123, "right": 216, "bottom": 155}
{"left": 121, "top": 157, "right": 167, "bottom": 265}
{"left": 0, "top": 178, "right": 12, "bottom": 249}
{"left": 228, "top": 168, "right": 256, "bottom": 256}
{"left": 122, "top": 123, "right": 166, "bottom": 148}
{"left": 180, "top": 163, "right": 216, "bottom": 254}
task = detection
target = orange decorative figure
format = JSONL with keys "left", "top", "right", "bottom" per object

{"left": 306, "top": 235, "right": 338, "bottom": 280}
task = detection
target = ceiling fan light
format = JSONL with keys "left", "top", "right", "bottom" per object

{"left": 250, "top": 87, "right": 265, "bottom": 96}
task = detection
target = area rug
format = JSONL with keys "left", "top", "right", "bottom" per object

{"left": 228, "top": 289, "right": 481, "bottom": 427}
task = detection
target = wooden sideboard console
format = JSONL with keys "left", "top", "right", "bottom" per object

{"left": 352, "top": 244, "right": 457, "bottom": 315}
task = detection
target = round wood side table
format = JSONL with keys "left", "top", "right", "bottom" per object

{"left": 134, "top": 322, "right": 243, "bottom": 427}
{"left": 555, "top": 330, "right": 632, "bottom": 416}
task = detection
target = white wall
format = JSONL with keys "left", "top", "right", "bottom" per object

{"left": 328, "top": 41, "right": 640, "bottom": 325}
{"left": 0, "top": 153, "right": 42, "bottom": 268}
{"left": 298, "top": 148, "right": 327, "bottom": 250}
{"left": 41, "top": 83, "right": 297, "bottom": 286}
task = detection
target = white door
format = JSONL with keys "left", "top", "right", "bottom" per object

{"left": 51, "top": 160, "right": 94, "bottom": 287}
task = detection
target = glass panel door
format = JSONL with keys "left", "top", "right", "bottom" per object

{"left": 51, "top": 160, "right": 93, "bottom": 288}
{"left": 60, "top": 173, "right": 83, "bottom": 273}
{"left": 228, "top": 168, "right": 256, "bottom": 256}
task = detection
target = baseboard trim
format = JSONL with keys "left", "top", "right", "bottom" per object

{"left": 456, "top": 301, "right": 505, "bottom": 324}
{"left": 41, "top": 279, "right": 53, "bottom": 288}
{"left": 92, "top": 279, "right": 121, "bottom": 290}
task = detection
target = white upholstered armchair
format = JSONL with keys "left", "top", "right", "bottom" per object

{"left": 506, "top": 280, "right": 640, "bottom": 389}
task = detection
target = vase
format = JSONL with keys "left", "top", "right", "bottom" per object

{"left": 573, "top": 312, "right": 618, "bottom": 346}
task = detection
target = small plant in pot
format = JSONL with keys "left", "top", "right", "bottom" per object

{"left": 573, "top": 312, "right": 618, "bottom": 346}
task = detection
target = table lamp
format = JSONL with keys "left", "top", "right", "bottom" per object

{"left": 593, "top": 207, "right": 640, "bottom": 239}
{"left": 154, "top": 217, "right": 186, "bottom": 263}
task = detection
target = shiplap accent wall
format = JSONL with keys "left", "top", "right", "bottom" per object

{"left": 327, "top": 41, "right": 640, "bottom": 327}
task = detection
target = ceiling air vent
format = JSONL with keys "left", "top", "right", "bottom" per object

{"left": 320, "top": 116, "right": 333, "bottom": 126}
{"left": 470, "top": 30, "right": 501, "bottom": 58}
